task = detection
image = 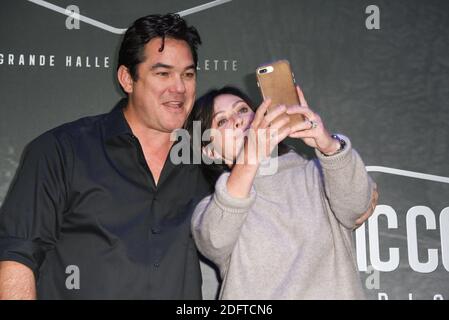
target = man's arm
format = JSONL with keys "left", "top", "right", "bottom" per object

{"left": 0, "top": 132, "right": 70, "bottom": 300}
{"left": 0, "top": 261, "right": 36, "bottom": 300}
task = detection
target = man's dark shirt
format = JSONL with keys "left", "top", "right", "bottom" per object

{"left": 0, "top": 102, "right": 212, "bottom": 299}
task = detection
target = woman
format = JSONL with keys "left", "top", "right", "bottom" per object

{"left": 187, "top": 85, "right": 376, "bottom": 299}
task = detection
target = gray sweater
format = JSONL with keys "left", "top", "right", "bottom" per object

{"left": 192, "top": 136, "right": 374, "bottom": 299}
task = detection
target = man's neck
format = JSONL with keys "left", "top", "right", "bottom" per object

{"left": 123, "top": 103, "right": 173, "bottom": 151}
{"left": 123, "top": 103, "right": 175, "bottom": 186}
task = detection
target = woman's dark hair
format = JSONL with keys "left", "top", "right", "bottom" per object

{"left": 186, "top": 86, "right": 291, "bottom": 186}
{"left": 118, "top": 13, "right": 201, "bottom": 84}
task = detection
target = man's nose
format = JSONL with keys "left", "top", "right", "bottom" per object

{"left": 170, "top": 74, "right": 186, "bottom": 93}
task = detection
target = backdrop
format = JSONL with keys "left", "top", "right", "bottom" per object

{"left": 1, "top": 0, "right": 448, "bottom": 300}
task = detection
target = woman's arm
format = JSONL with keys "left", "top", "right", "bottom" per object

{"left": 285, "top": 86, "right": 375, "bottom": 228}
{"left": 227, "top": 99, "right": 290, "bottom": 199}
{"left": 314, "top": 136, "right": 375, "bottom": 229}
{"left": 191, "top": 175, "right": 256, "bottom": 276}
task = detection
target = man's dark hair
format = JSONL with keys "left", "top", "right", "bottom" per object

{"left": 118, "top": 13, "right": 202, "bottom": 82}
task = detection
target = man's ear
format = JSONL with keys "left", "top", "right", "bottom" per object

{"left": 117, "top": 65, "right": 134, "bottom": 94}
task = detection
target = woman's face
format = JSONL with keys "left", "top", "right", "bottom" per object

{"left": 207, "top": 94, "right": 255, "bottom": 163}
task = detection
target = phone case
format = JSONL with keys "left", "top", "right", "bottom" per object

{"left": 256, "top": 59, "right": 304, "bottom": 126}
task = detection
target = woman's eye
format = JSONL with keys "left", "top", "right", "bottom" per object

{"left": 217, "top": 119, "right": 228, "bottom": 127}
{"left": 239, "top": 107, "right": 249, "bottom": 114}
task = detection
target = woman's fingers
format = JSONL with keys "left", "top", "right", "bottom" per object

{"left": 252, "top": 98, "right": 272, "bottom": 128}
{"left": 247, "top": 119, "right": 290, "bottom": 162}
{"left": 289, "top": 119, "right": 318, "bottom": 133}
{"left": 265, "top": 124, "right": 291, "bottom": 155}
{"left": 285, "top": 104, "right": 315, "bottom": 120}
{"left": 259, "top": 104, "right": 287, "bottom": 128}
{"left": 277, "top": 125, "right": 292, "bottom": 142}
{"left": 296, "top": 85, "right": 309, "bottom": 107}
{"left": 288, "top": 130, "right": 316, "bottom": 139}
{"left": 268, "top": 113, "right": 290, "bottom": 131}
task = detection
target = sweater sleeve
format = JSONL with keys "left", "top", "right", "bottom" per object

{"left": 314, "top": 135, "right": 375, "bottom": 229}
{"left": 191, "top": 172, "right": 256, "bottom": 277}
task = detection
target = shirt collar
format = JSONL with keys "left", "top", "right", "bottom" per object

{"left": 102, "top": 98, "right": 186, "bottom": 156}
{"left": 102, "top": 98, "right": 133, "bottom": 141}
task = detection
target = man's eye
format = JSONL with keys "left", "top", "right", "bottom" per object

{"left": 183, "top": 72, "right": 195, "bottom": 79}
{"left": 217, "top": 119, "right": 228, "bottom": 127}
{"left": 156, "top": 72, "right": 169, "bottom": 77}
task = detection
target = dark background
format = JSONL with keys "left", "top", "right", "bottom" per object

{"left": 1, "top": 0, "right": 448, "bottom": 299}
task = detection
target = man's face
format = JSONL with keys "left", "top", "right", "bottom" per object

{"left": 127, "top": 37, "right": 196, "bottom": 133}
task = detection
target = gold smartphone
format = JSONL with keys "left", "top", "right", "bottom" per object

{"left": 256, "top": 59, "right": 305, "bottom": 127}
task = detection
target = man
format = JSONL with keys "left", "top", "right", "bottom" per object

{"left": 0, "top": 13, "right": 211, "bottom": 299}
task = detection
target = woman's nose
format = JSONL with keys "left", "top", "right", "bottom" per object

{"left": 233, "top": 115, "right": 244, "bottom": 129}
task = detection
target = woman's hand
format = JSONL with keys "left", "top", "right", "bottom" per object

{"left": 229, "top": 99, "right": 291, "bottom": 199}
{"left": 239, "top": 98, "right": 291, "bottom": 165}
{"left": 285, "top": 86, "right": 340, "bottom": 156}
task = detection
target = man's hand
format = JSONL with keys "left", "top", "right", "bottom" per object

{"left": 0, "top": 261, "right": 36, "bottom": 300}
{"left": 354, "top": 184, "right": 379, "bottom": 229}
